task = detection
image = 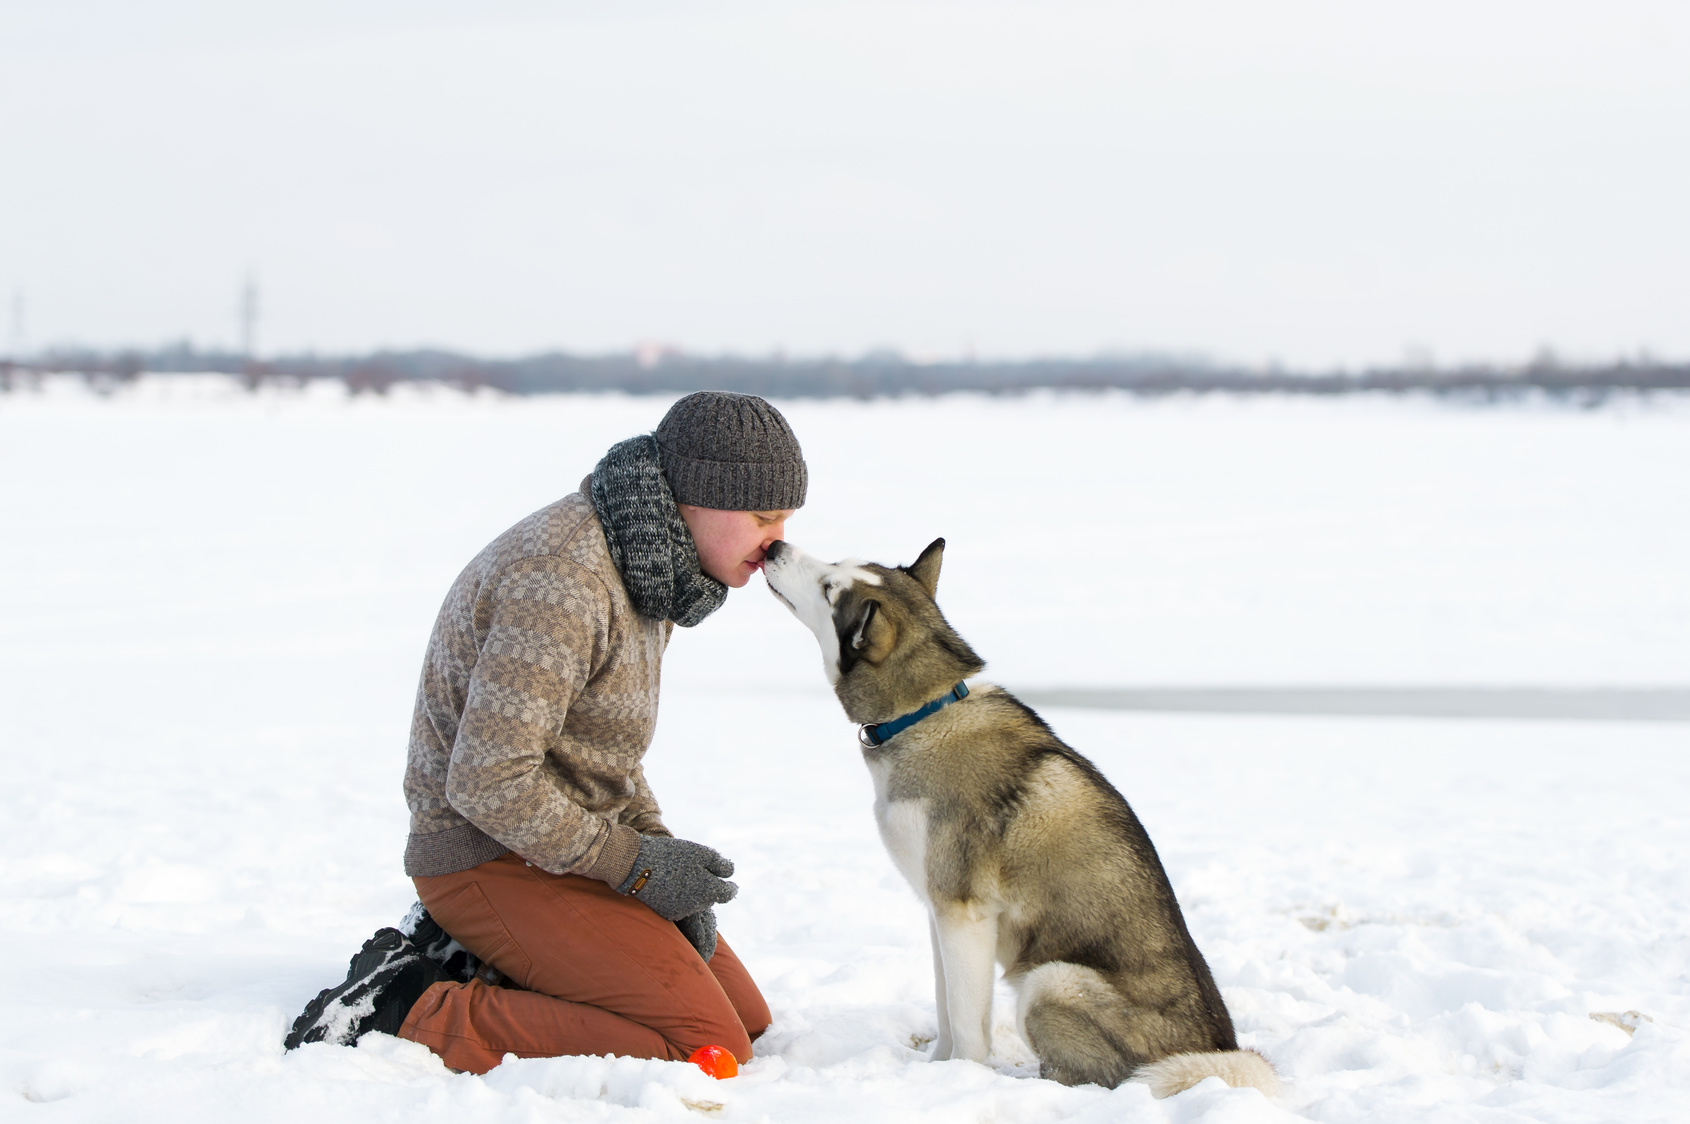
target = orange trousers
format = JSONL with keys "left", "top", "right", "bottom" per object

{"left": 398, "top": 851, "right": 770, "bottom": 1075}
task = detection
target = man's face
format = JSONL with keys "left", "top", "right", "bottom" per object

{"left": 678, "top": 504, "right": 796, "bottom": 588}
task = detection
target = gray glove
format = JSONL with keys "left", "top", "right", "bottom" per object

{"left": 615, "top": 834, "right": 737, "bottom": 921}
{"left": 675, "top": 907, "right": 718, "bottom": 961}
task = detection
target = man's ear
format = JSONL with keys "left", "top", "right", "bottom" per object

{"left": 906, "top": 537, "right": 946, "bottom": 599}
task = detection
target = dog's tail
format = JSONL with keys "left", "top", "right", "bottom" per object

{"left": 1132, "top": 1048, "right": 1280, "bottom": 1098}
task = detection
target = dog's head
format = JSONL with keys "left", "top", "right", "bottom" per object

{"left": 763, "top": 537, "right": 985, "bottom": 725}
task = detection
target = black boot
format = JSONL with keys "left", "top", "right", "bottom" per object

{"left": 284, "top": 928, "right": 449, "bottom": 1050}
{"left": 400, "top": 903, "right": 482, "bottom": 983}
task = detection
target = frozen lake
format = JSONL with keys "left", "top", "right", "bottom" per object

{"left": 2, "top": 379, "right": 1687, "bottom": 1121}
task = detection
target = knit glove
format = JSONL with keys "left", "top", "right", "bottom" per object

{"left": 615, "top": 835, "right": 738, "bottom": 921}
{"left": 675, "top": 907, "right": 718, "bottom": 961}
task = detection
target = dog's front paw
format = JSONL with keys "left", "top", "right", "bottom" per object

{"left": 929, "top": 1036, "right": 954, "bottom": 1062}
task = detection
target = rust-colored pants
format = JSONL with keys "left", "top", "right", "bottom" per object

{"left": 398, "top": 852, "right": 771, "bottom": 1075}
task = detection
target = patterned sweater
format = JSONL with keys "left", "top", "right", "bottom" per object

{"left": 402, "top": 487, "right": 672, "bottom": 880}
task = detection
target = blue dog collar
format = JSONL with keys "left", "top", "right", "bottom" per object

{"left": 858, "top": 681, "right": 971, "bottom": 748}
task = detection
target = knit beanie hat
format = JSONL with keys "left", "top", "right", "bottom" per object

{"left": 653, "top": 391, "right": 808, "bottom": 511}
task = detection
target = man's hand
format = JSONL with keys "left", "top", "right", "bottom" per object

{"left": 616, "top": 835, "right": 737, "bottom": 921}
{"left": 675, "top": 907, "right": 718, "bottom": 961}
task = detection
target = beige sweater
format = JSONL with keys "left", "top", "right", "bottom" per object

{"left": 402, "top": 488, "right": 672, "bottom": 880}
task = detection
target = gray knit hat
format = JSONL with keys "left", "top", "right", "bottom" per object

{"left": 653, "top": 391, "right": 808, "bottom": 511}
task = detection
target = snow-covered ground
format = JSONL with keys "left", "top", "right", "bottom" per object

{"left": 3, "top": 379, "right": 1688, "bottom": 1122}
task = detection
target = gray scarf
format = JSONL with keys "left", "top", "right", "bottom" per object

{"left": 590, "top": 435, "right": 728, "bottom": 628}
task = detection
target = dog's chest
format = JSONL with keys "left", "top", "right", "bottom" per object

{"left": 865, "top": 755, "right": 929, "bottom": 899}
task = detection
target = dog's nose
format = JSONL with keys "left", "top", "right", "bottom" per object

{"left": 764, "top": 540, "right": 787, "bottom": 563}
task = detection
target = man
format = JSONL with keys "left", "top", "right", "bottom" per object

{"left": 284, "top": 391, "right": 805, "bottom": 1074}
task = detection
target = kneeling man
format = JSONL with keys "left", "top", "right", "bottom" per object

{"left": 286, "top": 391, "right": 806, "bottom": 1074}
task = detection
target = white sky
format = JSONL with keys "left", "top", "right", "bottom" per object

{"left": 2, "top": 1, "right": 1687, "bottom": 367}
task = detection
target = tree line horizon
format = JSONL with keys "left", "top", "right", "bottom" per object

{"left": 4, "top": 342, "right": 1686, "bottom": 399}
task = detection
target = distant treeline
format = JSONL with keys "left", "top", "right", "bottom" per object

{"left": 4, "top": 343, "right": 1688, "bottom": 399}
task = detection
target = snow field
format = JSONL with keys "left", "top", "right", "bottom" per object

{"left": 2, "top": 379, "right": 1688, "bottom": 1121}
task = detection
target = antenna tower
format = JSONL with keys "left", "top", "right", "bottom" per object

{"left": 239, "top": 273, "right": 260, "bottom": 361}
{"left": 7, "top": 290, "right": 23, "bottom": 362}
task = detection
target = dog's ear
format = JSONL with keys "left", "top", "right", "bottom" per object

{"left": 837, "top": 595, "right": 895, "bottom": 674}
{"left": 849, "top": 600, "right": 878, "bottom": 654}
{"left": 906, "top": 537, "right": 946, "bottom": 599}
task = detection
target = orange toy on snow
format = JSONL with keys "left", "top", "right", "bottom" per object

{"left": 687, "top": 1044, "right": 739, "bottom": 1079}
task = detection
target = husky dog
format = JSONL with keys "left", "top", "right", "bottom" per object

{"left": 762, "top": 538, "right": 1277, "bottom": 1097}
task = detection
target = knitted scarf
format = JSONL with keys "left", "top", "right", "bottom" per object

{"left": 590, "top": 435, "right": 728, "bottom": 628}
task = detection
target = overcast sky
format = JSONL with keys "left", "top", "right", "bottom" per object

{"left": 2, "top": 1, "right": 1686, "bottom": 367}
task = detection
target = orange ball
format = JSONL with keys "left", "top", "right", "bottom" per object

{"left": 687, "top": 1044, "right": 739, "bottom": 1080}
